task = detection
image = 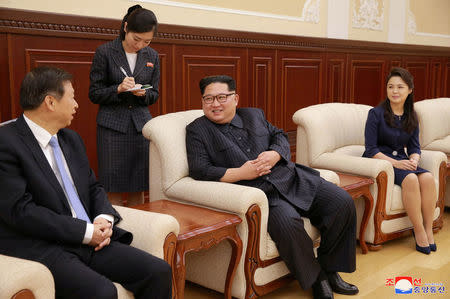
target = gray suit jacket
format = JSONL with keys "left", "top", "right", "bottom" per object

{"left": 186, "top": 108, "right": 322, "bottom": 211}
{"left": 89, "top": 37, "right": 160, "bottom": 133}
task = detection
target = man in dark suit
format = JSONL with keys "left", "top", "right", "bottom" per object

{"left": 186, "top": 75, "right": 359, "bottom": 299}
{"left": 0, "top": 66, "right": 171, "bottom": 299}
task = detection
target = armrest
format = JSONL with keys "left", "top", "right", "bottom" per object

{"left": 315, "top": 168, "right": 340, "bottom": 185}
{"left": 166, "top": 177, "right": 270, "bottom": 259}
{"left": 314, "top": 153, "right": 394, "bottom": 180}
{"left": 166, "top": 177, "right": 269, "bottom": 216}
{"left": 0, "top": 254, "right": 54, "bottom": 298}
{"left": 419, "top": 150, "right": 447, "bottom": 179}
{"left": 114, "top": 205, "right": 179, "bottom": 259}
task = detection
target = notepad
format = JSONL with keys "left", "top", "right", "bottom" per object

{"left": 126, "top": 84, "right": 152, "bottom": 91}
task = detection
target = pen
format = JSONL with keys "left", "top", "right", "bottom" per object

{"left": 119, "top": 66, "right": 129, "bottom": 77}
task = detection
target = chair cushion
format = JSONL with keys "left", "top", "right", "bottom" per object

{"left": 143, "top": 110, "right": 204, "bottom": 191}
{"left": 265, "top": 217, "right": 320, "bottom": 259}
{"left": 293, "top": 103, "right": 371, "bottom": 163}
{"left": 423, "top": 135, "right": 450, "bottom": 154}
{"left": 333, "top": 145, "right": 365, "bottom": 157}
{"left": 114, "top": 283, "right": 133, "bottom": 298}
{"left": 415, "top": 98, "right": 450, "bottom": 148}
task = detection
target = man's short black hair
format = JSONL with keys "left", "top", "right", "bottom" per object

{"left": 20, "top": 66, "right": 72, "bottom": 110}
{"left": 199, "top": 75, "right": 236, "bottom": 95}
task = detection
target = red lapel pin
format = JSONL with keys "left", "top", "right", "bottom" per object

{"left": 146, "top": 62, "right": 154, "bottom": 67}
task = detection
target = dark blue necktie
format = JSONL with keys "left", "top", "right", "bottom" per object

{"left": 49, "top": 136, "right": 91, "bottom": 223}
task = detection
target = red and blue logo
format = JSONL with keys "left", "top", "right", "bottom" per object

{"left": 395, "top": 276, "right": 413, "bottom": 294}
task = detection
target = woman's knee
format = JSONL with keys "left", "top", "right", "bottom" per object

{"left": 418, "top": 172, "right": 435, "bottom": 187}
{"left": 402, "top": 173, "right": 419, "bottom": 190}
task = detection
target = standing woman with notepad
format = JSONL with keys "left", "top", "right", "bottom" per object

{"left": 89, "top": 5, "right": 159, "bottom": 206}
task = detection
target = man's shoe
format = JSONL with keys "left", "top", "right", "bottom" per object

{"left": 312, "top": 278, "right": 334, "bottom": 299}
{"left": 327, "top": 272, "right": 359, "bottom": 295}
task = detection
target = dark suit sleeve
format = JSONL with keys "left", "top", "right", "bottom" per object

{"left": 138, "top": 54, "right": 160, "bottom": 106}
{"left": 186, "top": 126, "right": 227, "bottom": 181}
{"left": 364, "top": 108, "right": 381, "bottom": 157}
{"left": 89, "top": 47, "right": 123, "bottom": 105}
{"left": 71, "top": 133, "right": 121, "bottom": 223}
{"left": 262, "top": 110, "right": 291, "bottom": 162}
{"left": 406, "top": 125, "right": 421, "bottom": 156}
{"left": 0, "top": 136, "right": 87, "bottom": 244}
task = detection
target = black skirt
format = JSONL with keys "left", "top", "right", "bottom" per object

{"left": 97, "top": 120, "right": 148, "bottom": 192}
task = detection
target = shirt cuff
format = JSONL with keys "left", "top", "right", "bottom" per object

{"left": 82, "top": 223, "right": 94, "bottom": 244}
{"left": 94, "top": 214, "right": 115, "bottom": 226}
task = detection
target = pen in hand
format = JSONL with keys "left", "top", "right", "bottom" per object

{"left": 118, "top": 66, "right": 136, "bottom": 93}
{"left": 119, "top": 66, "right": 129, "bottom": 77}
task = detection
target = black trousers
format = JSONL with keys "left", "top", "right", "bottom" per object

{"left": 267, "top": 179, "right": 356, "bottom": 290}
{"left": 42, "top": 241, "right": 172, "bottom": 299}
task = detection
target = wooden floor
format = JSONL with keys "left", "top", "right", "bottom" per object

{"left": 184, "top": 210, "right": 450, "bottom": 299}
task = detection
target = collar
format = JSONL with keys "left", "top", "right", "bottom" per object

{"left": 215, "top": 113, "right": 243, "bottom": 133}
{"left": 23, "top": 114, "right": 57, "bottom": 148}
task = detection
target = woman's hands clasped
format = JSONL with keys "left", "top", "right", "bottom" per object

{"left": 393, "top": 159, "right": 418, "bottom": 171}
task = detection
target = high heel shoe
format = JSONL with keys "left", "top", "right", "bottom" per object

{"left": 412, "top": 232, "right": 431, "bottom": 255}
{"left": 429, "top": 243, "right": 437, "bottom": 252}
{"left": 415, "top": 243, "right": 431, "bottom": 254}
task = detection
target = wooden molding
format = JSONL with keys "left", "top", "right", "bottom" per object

{"left": 163, "top": 232, "right": 178, "bottom": 299}
{"left": 1, "top": 8, "right": 450, "bottom": 55}
{"left": 433, "top": 161, "right": 447, "bottom": 230}
{"left": 244, "top": 204, "right": 293, "bottom": 298}
{"left": 11, "top": 290, "right": 35, "bottom": 299}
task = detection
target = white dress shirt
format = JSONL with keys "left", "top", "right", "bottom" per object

{"left": 23, "top": 115, "right": 113, "bottom": 244}
{"left": 126, "top": 52, "right": 137, "bottom": 73}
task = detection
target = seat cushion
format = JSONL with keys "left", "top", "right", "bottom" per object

{"left": 333, "top": 145, "right": 365, "bottom": 157}
{"left": 423, "top": 135, "right": 450, "bottom": 154}
{"left": 114, "top": 283, "right": 133, "bottom": 298}
{"left": 265, "top": 217, "right": 320, "bottom": 259}
{"left": 415, "top": 98, "right": 450, "bottom": 148}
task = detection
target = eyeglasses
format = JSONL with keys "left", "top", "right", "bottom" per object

{"left": 202, "top": 93, "right": 235, "bottom": 104}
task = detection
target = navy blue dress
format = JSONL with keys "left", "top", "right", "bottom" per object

{"left": 362, "top": 106, "right": 427, "bottom": 185}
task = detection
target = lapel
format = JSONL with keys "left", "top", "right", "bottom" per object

{"left": 110, "top": 37, "right": 133, "bottom": 77}
{"left": 16, "top": 116, "right": 71, "bottom": 211}
{"left": 133, "top": 47, "right": 147, "bottom": 78}
{"left": 57, "top": 133, "right": 89, "bottom": 210}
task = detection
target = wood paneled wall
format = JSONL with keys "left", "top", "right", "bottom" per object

{"left": 1, "top": 8, "right": 449, "bottom": 171}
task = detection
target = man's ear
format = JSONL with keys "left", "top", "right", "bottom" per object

{"left": 43, "top": 95, "right": 56, "bottom": 111}
{"left": 234, "top": 93, "right": 239, "bottom": 106}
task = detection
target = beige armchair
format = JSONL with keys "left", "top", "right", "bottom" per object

{"left": 415, "top": 98, "right": 450, "bottom": 207}
{"left": 142, "top": 109, "right": 340, "bottom": 299}
{"left": 0, "top": 206, "right": 179, "bottom": 299}
{"left": 293, "top": 103, "right": 447, "bottom": 249}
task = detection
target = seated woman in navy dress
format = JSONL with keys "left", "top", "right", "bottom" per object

{"left": 363, "top": 67, "right": 437, "bottom": 255}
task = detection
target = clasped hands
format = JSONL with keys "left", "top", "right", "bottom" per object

{"left": 393, "top": 158, "right": 419, "bottom": 171}
{"left": 117, "top": 77, "right": 146, "bottom": 96}
{"left": 88, "top": 217, "right": 113, "bottom": 251}
{"left": 239, "top": 150, "right": 281, "bottom": 180}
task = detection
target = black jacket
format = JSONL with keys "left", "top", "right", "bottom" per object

{"left": 0, "top": 116, "right": 131, "bottom": 263}
{"left": 89, "top": 37, "right": 160, "bottom": 133}
{"left": 186, "top": 108, "right": 322, "bottom": 211}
